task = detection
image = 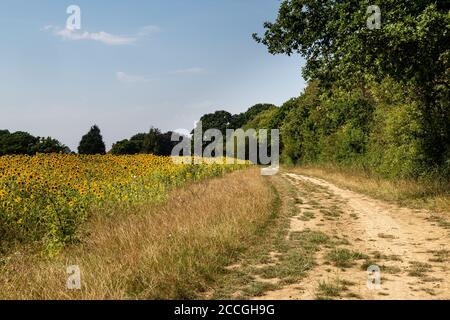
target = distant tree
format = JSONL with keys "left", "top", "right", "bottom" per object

{"left": 33, "top": 137, "right": 70, "bottom": 154}
{"left": 110, "top": 139, "right": 140, "bottom": 155}
{"left": 111, "top": 129, "right": 181, "bottom": 156}
{"left": 157, "top": 131, "right": 181, "bottom": 156}
{"left": 78, "top": 125, "right": 106, "bottom": 155}
{"left": 195, "top": 105, "right": 279, "bottom": 136}
{"left": 190, "top": 111, "right": 233, "bottom": 155}
{"left": 193, "top": 111, "right": 234, "bottom": 136}
{"left": 0, "top": 130, "right": 70, "bottom": 155}
{"left": 192, "top": 105, "right": 279, "bottom": 156}
{"left": 243, "top": 108, "right": 280, "bottom": 131}
{"left": 0, "top": 131, "right": 39, "bottom": 155}
{"left": 142, "top": 128, "right": 161, "bottom": 154}
{"left": 129, "top": 133, "right": 147, "bottom": 151}
{"left": 241, "top": 104, "right": 277, "bottom": 126}
{"left": 130, "top": 133, "right": 147, "bottom": 142}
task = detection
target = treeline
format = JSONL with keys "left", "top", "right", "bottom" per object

{"left": 0, "top": 125, "right": 181, "bottom": 157}
{"left": 77, "top": 126, "right": 182, "bottom": 156}
{"left": 110, "top": 128, "right": 181, "bottom": 156}
{"left": 0, "top": 130, "right": 70, "bottom": 156}
{"left": 113, "top": 104, "right": 276, "bottom": 157}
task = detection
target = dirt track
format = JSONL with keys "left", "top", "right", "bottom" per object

{"left": 258, "top": 173, "right": 450, "bottom": 300}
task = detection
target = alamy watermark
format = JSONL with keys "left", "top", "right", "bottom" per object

{"left": 66, "top": 5, "right": 82, "bottom": 30}
{"left": 367, "top": 5, "right": 381, "bottom": 30}
{"left": 367, "top": 264, "right": 382, "bottom": 290}
{"left": 170, "top": 122, "right": 280, "bottom": 175}
{"left": 67, "top": 265, "right": 81, "bottom": 290}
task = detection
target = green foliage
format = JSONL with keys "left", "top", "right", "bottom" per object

{"left": 111, "top": 128, "right": 181, "bottom": 156}
{"left": 0, "top": 131, "right": 38, "bottom": 155}
{"left": 243, "top": 107, "right": 279, "bottom": 131}
{"left": 365, "top": 79, "right": 429, "bottom": 178}
{"left": 254, "top": 1, "right": 449, "bottom": 92}
{"left": 195, "top": 104, "right": 278, "bottom": 136}
{"left": 237, "top": 103, "right": 278, "bottom": 128}
{"left": 193, "top": 104, "right": 279, "bottom": 156}
{"left": 250, "top": 0, "right": 449, "bottom": 179}
{"left": 193, "top": 110, "right": 235, "bottom": 136}
{"left": 279, "top": 78, "right": 449, "bottom": 179}
{"left": 142, "top": 127, "right": 161, "bottom": 154}
{"left": 157, "top": 131, "right": 182, "bottom": 156}
{"left": 281, "top": 82, "right": 320, "bottom": 164}
{"left": 142, "top": 128, "right": 180, "bottom": 156}
{"left": 0, "top": 130, "right": 69, "bottom": 156}
{"left": 33, "top": 137, "right": 70, "bottom": 154}
{"left": 110, "top": 139, "right": 141, "bottom": 155}
{"left": 268, "top": 98, "right": 299, "bottom": 129}
{"left": 78, "top": 125, "right": 106, "bottom": 155}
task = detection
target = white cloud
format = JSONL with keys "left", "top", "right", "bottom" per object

{"left": 116, "top": 72, "right": 150, "bottom": 84}
{"left": 42, "top": 24, "right": 160, "bottom": 46}
{"left": 170, "top": 67, "right": 206, "bottom": 75}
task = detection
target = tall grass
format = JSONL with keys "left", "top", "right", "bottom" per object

{"left": 0, "top": 168, "right": 275, "bottom": 299}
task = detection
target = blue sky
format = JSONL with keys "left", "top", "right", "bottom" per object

{"left": 0, "top": 0, "right": 305, "bottom": 150}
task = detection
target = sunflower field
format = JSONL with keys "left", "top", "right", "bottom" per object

{"left": 0, "top": 154, "right": 247, "bottom": 253}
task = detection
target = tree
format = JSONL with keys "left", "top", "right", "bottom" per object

{"left": 191, "top": 111, "right": 234, "bottom": 154}
{"left": 142, "top": 127, "right": 161, "bottom": 154}
{"left": 242, "top": 104, "right": 277, "bottom": 125}
{"left": 193, "top": 111, "right": 234, "bottom": 136}
{"left": 111, "top": 129, "right": 182, "bottom": 156}
{"left": 0, "top": 130, "right": 69, "bottom": 155}
{"left": 78, "top": 125, "right": 106, "bottom": 155}
{"left": 157, "top": 131, "right": 181, "bottom": 156}
{"left": 110, "top": 139, "right": 140, "bottom": 155}
{"left": 230, "top": 103, "right": 277, "bottom": 128}
{"left": 243, "top": 108, "right": 279, "bottom": 131}
{"left": 129, "top": 133, "right": 147, "bottom": 151}
{"left": 253, "top": 1, "right": 449, "bottom": 93}
{"left": 0, "top": 131, "right": 38, "bottom": 155}
{"left": 33, "top": 137, "right": 70, "bottom": 154}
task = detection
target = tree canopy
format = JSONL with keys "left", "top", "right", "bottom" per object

{"left": 253, "top": 0, "right": 449, "bottom": 97}
{"left": 110, "top": 128, "right": 181, "bottom": 156}
{"left": 0, "top": 130, "right": 70, "bottom": 156}
{"left": 78, "top": 125, "right": 106, "bottom": 155}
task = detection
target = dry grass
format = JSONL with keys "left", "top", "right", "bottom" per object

{"left": 208, "top": 175, "right": 334, "bottom": 299}
{"left": 288, "top": 165, "right": 450, "bottom": 214}
{"left": 0, "top": 168, "right": 275, "bottom": 300}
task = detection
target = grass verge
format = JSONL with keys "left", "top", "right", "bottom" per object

{"left": 0, "top": 168, "right": 274, "bottom": 299}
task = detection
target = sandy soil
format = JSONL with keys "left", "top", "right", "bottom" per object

{"left": 257, "top": 173, "right": 450, "bottom": 300}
